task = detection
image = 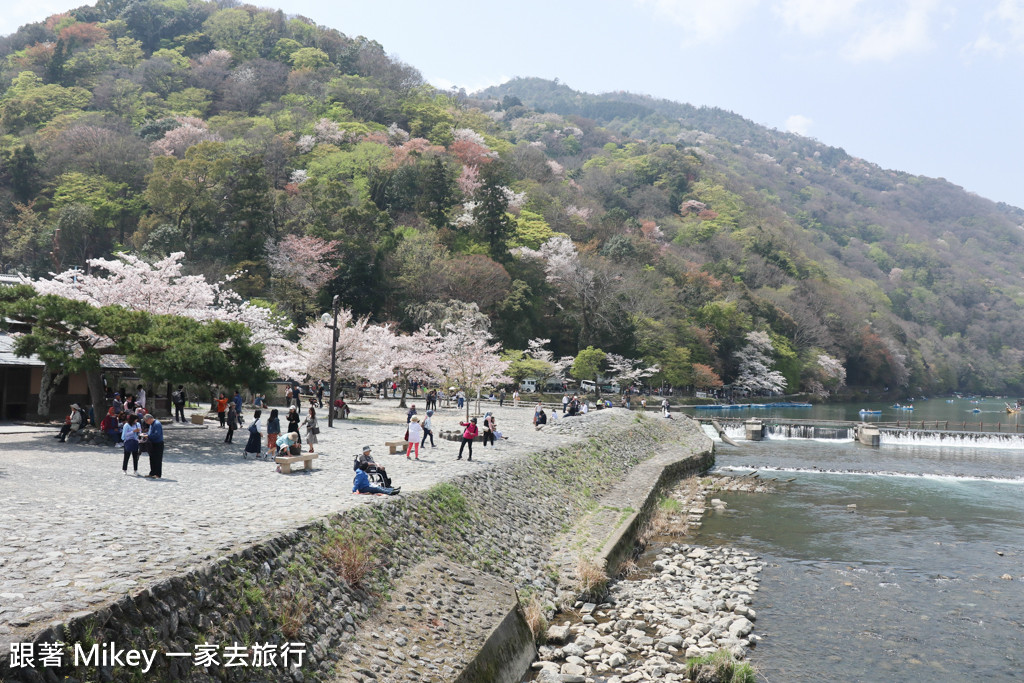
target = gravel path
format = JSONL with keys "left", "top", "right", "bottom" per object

{"left": 0, "top": 398, "right": 580, "bottom": 645}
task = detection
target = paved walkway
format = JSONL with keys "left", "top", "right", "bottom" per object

{"left": 0, "top": 398, "right": 577, "bottom": 646}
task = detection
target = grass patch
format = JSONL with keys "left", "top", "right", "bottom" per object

{"left": 686, "top": 649, "right": 757, "bottom": 683}
{"left": 642, "top": 494, "right": 688, "bottom": 542}
{"left": 519, "top": 589, "right": 549, "bottom": 644}
{"left": 320, "top": 526, "right": 381, "bottom": 590}
{"left": 423, "top": 482, "right": 473, "bottom": 530}
{"left": 574, "top": 555, "right": 609, "bottom": 602}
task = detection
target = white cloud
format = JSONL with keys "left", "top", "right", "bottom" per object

{"left": 785, "top": 114, "right": 814, "bottom": 136}
{"left": 964, "top": 0, "right": 1024, "bottom": 56}
{"left": 841, "top": 0, "right": 941, "bottom": 62}
{"left": 429, "top": 75, "right": 512, "bottom": 95}
{"left": 775, "top": 0, "right": 864, "bottom": 35}
{"left": 635, "top": 0, "right": 763, "bottom": 45}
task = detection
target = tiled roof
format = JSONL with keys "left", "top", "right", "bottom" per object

{"left": 0, "top": 332, "right": 44, "bottom": 367}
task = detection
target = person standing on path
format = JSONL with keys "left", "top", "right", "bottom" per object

{"left": 287, "top": 406, "right": 301, "bottom": 446}
{"left": 121, "top": 414, "right": 141, "bottom": 475}
{"left": 244, "top": 410, "right": 263, "bottom": 458}
{"left": 406, "top": 404, "right": 417, "bottom": 423}
{"left": 406, "top": 416, "right": 423, "bottom": 459}
{"left": 136, "top": 385, "right": 146, "bottom": 410}
{"left": 143, "top": 414, "right": 164, "bottom": 478}
{"left": 172, "top": 385, "right": 187, "bottom": 423}
{"left": 499, "top": 388, "right": 506, "bottom": 406}
{"left": 421, "top": 410, "right": 436, "bottom": 448}
{"left": 225, "top": 402, "right": 237, "bottom": 444}
{"left": 266, "top": 409, "right": 280, "bottom": 458}
{"left": 216, "top": 393, "right": 228, "bottom": 428}
{"left": 481, "top": 412, "right": 496, "bottom": 447}
{"left": 233, "top": 390, "right": 244, "bottom": 425}
{"left": 302, "top": 407, "right": 318, "bottom": 453}
{"left": 513, "top": 389, "right": 520, "bottom": 407}
{"left": 457, "top": 417, "right": 478, "bottom": 461}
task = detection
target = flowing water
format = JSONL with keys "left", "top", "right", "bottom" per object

{"left": 690, "top": 398, "right": 1024, "bottom": 682}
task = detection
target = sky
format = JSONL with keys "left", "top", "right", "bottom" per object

{"left": 4, "top": 0, "right": 1024, "bottom": 209}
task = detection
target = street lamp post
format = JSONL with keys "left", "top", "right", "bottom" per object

{"left": 327, "top": 295, "right": 340, "bottom": 428}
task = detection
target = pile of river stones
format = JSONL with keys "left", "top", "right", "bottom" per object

{"left": 532, "top": 543, "right": 763, "bottom": 683}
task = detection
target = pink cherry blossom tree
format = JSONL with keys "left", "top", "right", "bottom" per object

{"left": 390, "top": 328, "right": 438, "bottom": 408}
{"left": 264, "top": 234, "right": 340, "bottom": 293}
{"left": 30, "top": 252, "right": 296, "bottom": 378}
{"left": 605, "top": 353, "right": 659, "bottom": 390}
{"left": 431, "top": 318, "right": 510, "bottom": 420}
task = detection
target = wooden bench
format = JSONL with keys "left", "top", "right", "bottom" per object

{"left": 384, "top": 440, "right": 409, "bottom": 454}
{"left": 275, "top": 453, "right": 318, "bottom": 473}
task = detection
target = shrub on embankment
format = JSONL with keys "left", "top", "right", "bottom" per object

{"left": 2, "top": 411, "right": 708, "bottom": 682}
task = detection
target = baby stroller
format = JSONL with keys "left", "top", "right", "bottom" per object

{"left": 353, "top": 456, "right": 390, "bottom": 487}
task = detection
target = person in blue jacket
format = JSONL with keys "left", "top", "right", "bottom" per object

{"left": 353, "top": 462, "right": 401, "bottom": 495}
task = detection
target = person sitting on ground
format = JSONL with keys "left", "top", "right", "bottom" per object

{"left": 354, "top": 445, "right": 392, "bottom": 487}
{"left": 56, "top": 404, "right": 83, "bottom": 442}
{"left": 535, "top": 408, "right": 547, "bottom": 430}
{"left": 353, "top": 461, "right": 400, "bottom": 495}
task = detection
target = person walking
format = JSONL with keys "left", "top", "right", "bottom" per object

{"left": 499, "top": 388, "right": 506, "bottom": 407}
{"left": 266, "top": 408, "right": 280, "bottom": 458}
{"left": 421, "top": 410, "right": 436, "bottom": 447}
{"left": 121, "top": 414, "right": 141, "bottom": 475}
{"left": 216, "top": 393, "right": 228, "bottom": 428}
{"left": 225, "top": 402, "right": 238, "bottom": 444}
{"left": 136, "top": 384, "right": 146, "bottom": 410}
{"left": 143, "top": 414, "right": 164, "bottom": 478}
{"left": 244, "top": 410, "right": 263, "bottom": 458}
{"left": 302, "top": 407, "right": 318, "bottom": 454}
{"left": 513, "top": 389, "right": 520, "bottom": 407}
{"left": 481, "top": 412, "right": 496, "bottom": 447}
{"left": 406, "top": 404, "right": 417, "bottom": 423}
{"left": 457, "top": 417, "right": 478, "bottom": 461}
{"left": 233, "top": 390, "right": 244, "bottom": 424}
{"left": 456, "top": 390, "right": 465, "bottom": 409}
{"left": 172, "top": 385, "right": 187, "bottom": 423}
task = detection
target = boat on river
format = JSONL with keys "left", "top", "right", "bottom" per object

{"left": 892, "top": 403, "right": 914, "bottom": 411}
{"left": 859, "top": 409, "right": 882, "bottom": 415}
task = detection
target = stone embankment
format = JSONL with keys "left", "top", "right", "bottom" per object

{"left": 1, "top": 409, "right": 713, "bottom": 683}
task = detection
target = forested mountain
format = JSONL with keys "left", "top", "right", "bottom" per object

{"left": 1, "top": 1, "right": 1022, "bottom": 395}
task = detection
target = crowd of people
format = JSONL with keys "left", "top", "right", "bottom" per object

{"left": 52, "top": 380, "right": 653, "bottom": 495}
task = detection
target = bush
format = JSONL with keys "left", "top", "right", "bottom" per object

{"left": 574, "top": 555, "right": 609, "bottom": 602}
{"left": 686, "top": 649, "right": 757, "bottom": 683}
{"left": 320, "top": 526, "right": 379, "bottom": 589}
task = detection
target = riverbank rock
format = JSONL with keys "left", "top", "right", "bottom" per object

{"left": 539, "top": 543, "right": 762, "bottom": 680}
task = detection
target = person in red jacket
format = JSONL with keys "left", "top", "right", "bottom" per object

{"left": 457, "top": 417, "right": 478, "bottom": 461}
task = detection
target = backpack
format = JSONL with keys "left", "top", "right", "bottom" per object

{"left": 172, "top": 390, "right": 182, "bottom": 403}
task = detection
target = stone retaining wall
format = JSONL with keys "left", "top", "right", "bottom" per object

{"left": 1, "top": 411, "right": 712, "bottom": 683}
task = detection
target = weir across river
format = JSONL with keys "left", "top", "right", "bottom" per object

{"left": 697, "top": 416, "right": 1024, "bottom": 448}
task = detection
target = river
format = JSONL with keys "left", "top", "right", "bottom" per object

{"left": 689, "top": 397, "right": 1024, "bottom": 682}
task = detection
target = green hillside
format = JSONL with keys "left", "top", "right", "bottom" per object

{"left": 1, "top": 1, "right": 1022, "bottom": 395}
